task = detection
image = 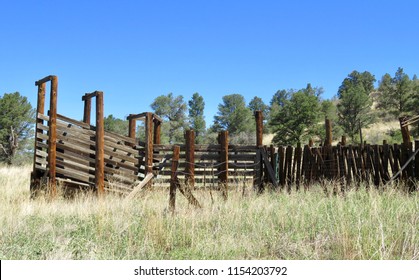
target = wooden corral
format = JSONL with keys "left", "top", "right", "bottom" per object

{"left": 30, "top": 75, "right": 418, "bottom": 203}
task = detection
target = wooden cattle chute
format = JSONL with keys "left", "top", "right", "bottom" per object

{"left": 29, "top": 75, "right": 264, "bottom": 199}
{"left": 30, "top": 75, "right": 151, "bottom": 196}
{"left": 30, "top": 75, "right": 417, "bottom": 202}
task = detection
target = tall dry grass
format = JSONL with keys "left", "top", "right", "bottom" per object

{"left": 0, "top": 165, "right": 418, "bottom": 259}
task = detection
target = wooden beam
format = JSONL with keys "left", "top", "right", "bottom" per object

{"left": 48, "top": 76, "right": 58, "bottom": 197}
{"left": 125, "top": 173, "right": 154, "bottom": 200}
{"left": 255, "top": 110, "right": 263, "bottom": 147}
{"left": 169, "top": 145, "right": 180, "bottom": 212}
{"left": 260, "top": 148, "right": 279, "bottom": 189}
{"left": 145, "top": 112, "right": 153, "bottom": 185}
{"left": 184, "top": 130, "right": 195, "bottom": 188}
{"left": 399, "top": 116, "right": 411, "bottom": 147}
{"left": 81, "top": 91, "right": 100, "bottom": 101}
{"left": 154, "top": 120, "right": 161, "bottom": 144}
{"left": 95, "top": 91, "right": 105, "bottom": 195}
{"left": 128, "top": 116, "right": 136, "bottom": 139}
{"left": 35, "top": 75, "right": 54, "bottom": 86}
{"left": 83, "top": 97, "right": 91, "bottom": 124}
{"left": 219, "top": 130, "right": 229, "bottom": 199}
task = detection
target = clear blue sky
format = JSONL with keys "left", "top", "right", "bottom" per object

{"left": 1, "top": 0, "right": 418, "bottom": 127}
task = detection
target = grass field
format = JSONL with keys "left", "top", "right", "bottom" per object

{"left": 0, "top": 165, "right": 417, "bottom": 260}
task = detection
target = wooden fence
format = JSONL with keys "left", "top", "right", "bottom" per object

{"left": 30, "top": 75, "right": 418, "bottom": 200}
{"left": 264, "top": 142, "right": 418, "bottom": 192}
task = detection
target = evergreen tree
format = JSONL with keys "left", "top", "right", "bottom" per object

{"left": 271, "top": 87, "right": 321, "bottom": 145}
{"left": 104, "top": 114, "right": 128, "bottom": 136}
{"left": 248, "top": 96, "right": 269, "bottom": 117}
{"left": 151, "top": 93, "right": 187, "bottom": 144}
{"left": 188, "top": 93, "right": 206, "bottom": 143}
{"left": 337, "top": 71, "right": 376, "bottom": 142}
{"left": 0, "top": 92, "right": 35, "bottom": 164}
{"left": 213, "top": 94, "right": 254, "bottom": 134}
{"left": 376, "top": 67, "right": 412, "bottom": 117}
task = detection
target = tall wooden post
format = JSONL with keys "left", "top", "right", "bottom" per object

{"left": 325, "top": 118, "right": 332, "bottom": 146}
{"left": 219, "top": 131, "right": 229, "bottom": 199}
{"left": 185, "top": 130, "right": 195, "bottom": 188}
{"left": 399, "top": 116, "right": 411, "bottom": 147}
{"left": 154, "top": 120, "right": 161, "bottom": 144}
{"left": 48, "top": 76, "right": 58, "bottom": 197}
{"left": 128, "top": 115, "right": 136, "bottom": 139}
{"left": 308, "top": 138, "right": 314, "bottom": 147}
{"left": 169, "top": 145, "right": 180, "bottom": 212}
{"left": 255, "top": 110, "right": 263, "bottom": 147}
{"left": 31, "top": 82, "right": 46, "bottom": 196}
{"left": 32, "top": 83, "right": 46, "bottom": 171}
{"left": 83, "top": 96, "right": 91, "bottom": 124}
{"left": 145, "top": 113, "right": 154, "bottom": 184}
{"left": 95, "top": 91, "right": 105, "bottom": 195}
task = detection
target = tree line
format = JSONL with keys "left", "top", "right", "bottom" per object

{"left": 1, "top": 67, "right": 418, "bottom": 165}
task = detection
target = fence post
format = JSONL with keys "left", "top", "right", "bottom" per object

{"left": 83, "top": 96, "right": 91, "bottom": 124}
{"left": 185, "top": 130, "right": 195, "bottom": 189}
{"left": 48, "top": 76, "right": 58, "bottom": 197}
{"left": 399, "top": 116, "right": 411, "bottom": 147}
{"left": 415, "top": 140, "right": 419, "bottom": 182}
{"left": 145, "top": 112, "right": 154, "bottom": 187}
{"left": 154, "top": 119, "right": 161, "bottom": 144}
{"left": 219, "top": 130, "right": 229, "bottom": 199}
{"left": 325, "top": 118, "right": 332, "bottom": 146}
{"left": 170, "top": 145, "right": 180, "bottom": 212}
{"left": 295, "top": 143, "right": 302, "bottom": 190}
{"left": 255, "top": 110, "right": 263, "bottom": 147}
{"left": 30, "top": 82, "right": 46, "bottom": 196}
{"left": 95, "top": 91, "right": 105, "bottom": 195}
{"left": 128, "top": 115, "right": 136, "bottom": 139}
{"left": 255, "top": 148, "right": 262, "bottom": 191}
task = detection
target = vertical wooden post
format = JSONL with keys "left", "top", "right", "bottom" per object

{"left": 399, "top": 117, "right": 411, "bottom": 147}
{"left": 325, "top": 118, "right": 332, "bottom": 146}
{"left": 31, "top": 83, "right": 46, "bottom": 196}
{"left": 295, "top": 143, "right": 302, "bottom": 190}
{"left": 415, "top": 140, "right": 419, "bottom": 182}
{"left": 270, "top": 145, "right": 276, "bottom": 183}
{"left": 95, "top": 91, "right": 105, "bottom": 195}
{"left": 219, "top": 130, "right": 229, "bottom": 199}
{"left": 308, "top": 138, "right": 314, "bottom": 147}
{"left": 406, "top": 142, "right": 415, "bottom": 191}
{"left": 154, "top": 120, "right": 161, "bottom": 144}
{"left": 373, "top": 144, "right": 380, "bottom": 187}
{"left": 382, "top": 141, "right": 390, "bottom": 183}
{"left": 128, "top": 115, "right": 136, "bottom": 139}
{"left": 83, "top": 96, "right": 91, "bottom": 124}
{"left": 48, "top": 76, "right": 58, "bottom": 197}
{"left": 254, "top": 148, "right": 262, "bottom": 191}
{"left": 33, "top": 83, "right": 46, "bottom": 170}
{"left": 145, "top": 113, "right": 154, "bottom": 183}
{"left": 170, "top": 145, "right": 180, "bottom": 212}
{"left": 255, "top": 110, "right": 263, "bottom": 147}
{"left": 278, "top": 146, "right": 285, "bottom": 187}
{"left": 185, "top": 130, "right": 195, "bottom": 188}
{"left": 285, "top": 145, "right": 293, "bottom": 192}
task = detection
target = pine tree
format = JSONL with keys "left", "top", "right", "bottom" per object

{"left": 188, "top": 93, "right": 206, "bottom": 143}
{"left": 0, "top": 92, "right": 35, "bottom": 164}
{"left": 337, "top": 71, "right": 376, "bottom": 142}
{"left": 151, "top": 93, "right": 187, "bottom": 144}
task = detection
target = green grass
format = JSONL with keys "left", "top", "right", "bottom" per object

{"left": 0, "top": 165, "right": 418, "bottom": 259}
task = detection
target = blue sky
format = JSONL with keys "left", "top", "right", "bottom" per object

{"left": 1, "top": 0, "right": 418, "bottom": 127}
